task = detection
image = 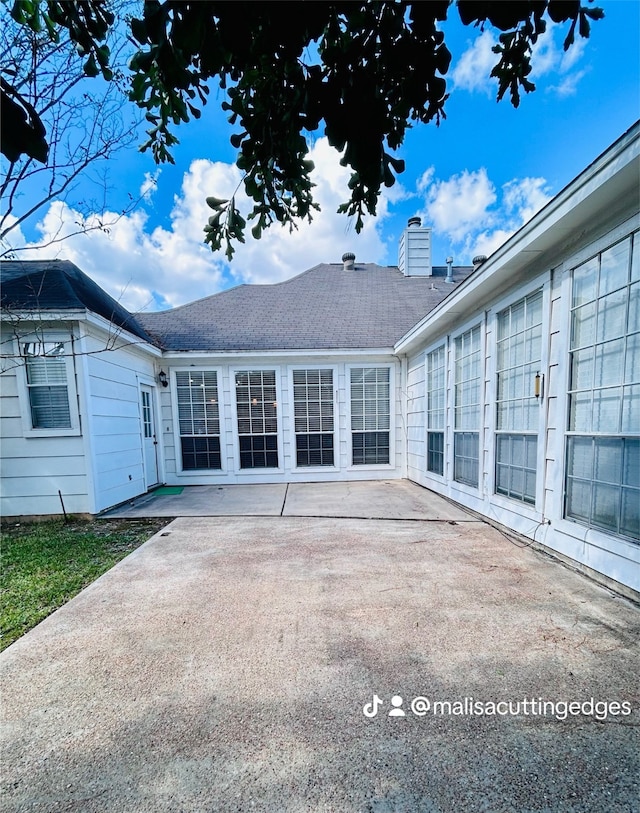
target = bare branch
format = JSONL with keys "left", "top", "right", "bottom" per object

{"left": 0, "top": 1, "right": 143, "bottom": 255}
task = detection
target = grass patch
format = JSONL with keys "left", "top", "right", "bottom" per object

{"left": 0, "top": 517, "right": 169, "bottom": 652}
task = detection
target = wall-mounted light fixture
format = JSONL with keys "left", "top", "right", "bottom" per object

{"left": 534, "top": 371, "right": 542, "bottom": 399}
{"left": 158, "top": 370, "right": 169, "bottom": 388}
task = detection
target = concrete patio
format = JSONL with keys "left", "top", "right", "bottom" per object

{"left": 102, "top": 479, "right": 474, "bottom": 521}
{"left": 1, "top": 482, "right": 639, "bottom": 812}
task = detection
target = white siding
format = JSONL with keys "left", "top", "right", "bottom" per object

{"left": 82, "top": 331, "right": 158, "bottom": 513}
{"left": 0, "top": 325, "right": 90, "bottom": 516}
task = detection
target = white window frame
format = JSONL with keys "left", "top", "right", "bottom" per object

{"left": 424, "top": 340, "right": 448, "bottom": 481}
{"left": 289, "top": 364, "right": 339, "bottom": 472}
{"left": 346, "top": 363, "right": 395, "bottom": 470}
{"left": 451, "top": 320, "right": 483, "bottom": 491}
{"left": 546, "top": 216, "right": 640, "bottom": 559}
{"left": 563, "top": 230, "right": 640, "bottom": 543}
{"left": 173, "top": 368, "right": 224, "bottom": 473}
{"left": 16, "top": 334, "right": 81, "bottom": 438}
{"left": 491, "top": 284, "right": 548, "bottom": 510}
{"left": 230, "top": 365, "right": 284, "bottom": 473}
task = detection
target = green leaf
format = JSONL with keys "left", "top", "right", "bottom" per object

{"left": 206, "top": 196, "right": 228, "bottom": 209}
{"left": 83, "top": 54, "right": 99, "bottom": 78}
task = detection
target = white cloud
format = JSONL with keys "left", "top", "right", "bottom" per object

{"left": 452, "top": 23, "right": 588, "bottom": 99}
{"left": 5, "top": 138, "right": 392, "bottom": 311}
{"left": 418, "top": 170, "right": 551, "bottom": 261}
{"left": 422, "top": 168, "right": 497, "bottom": 242}
{"left": 502, "top": 176, "right": 551, "bottom": 223}
{"left": 452, "top": 30, "right": 497, "bottom": 95}
{"left": 139, "top": 170, "right": 160, "bottom": 200}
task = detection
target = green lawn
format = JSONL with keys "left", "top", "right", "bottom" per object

{"left": 0, "top": 518, "right": 169, "bottom": 651}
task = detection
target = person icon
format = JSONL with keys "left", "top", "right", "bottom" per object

{"left": 389, "top": 695, "right": 405, "bottom": 717}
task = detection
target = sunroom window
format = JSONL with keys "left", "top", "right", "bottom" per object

{"left": 22, "top": 341, "right": 71, "bottom": 429}
{"left": 235, "top": 370, "right": 278, "bottom": 468}
{"left": 426, "top": 345, "right": 446, "bottom": 475}
{"left": 350, "top": 367, "right": 390, "bottom": 465}
{"left": 566, "top": 233, "right": 639, "bottom": 541}
{"left": 453, "top": 325, "right": 481, "bottom": 487}
{"left": 293, "top": 369, "right": 334, "bottom": 466}
{"left": 495, "top": 290, "right": 543, "bottom": 504}
{"left": 176, "top": 371, "right": 221, "bottom": 470}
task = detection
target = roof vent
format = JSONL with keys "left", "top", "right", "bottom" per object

{"left": 445, "top": 256, "right": 454, "bottom": 284}
{"left": 472, "top": 254, "right": 487, "bottom": 270}
{"left": 342, "top": 252, "right": 355, "bottom": 271}
{"left": 407, "top": 216, "right": 422, "bottom": 228}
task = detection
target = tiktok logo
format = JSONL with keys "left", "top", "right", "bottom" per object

{"left": 362, "top": 694, "right": 406, "bottom": 718}
{"left": 363, "top": 694, "right": 384, "bottom": 718}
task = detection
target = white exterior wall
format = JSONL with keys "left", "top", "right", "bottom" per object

{"left": 159, "top": 353, "right": 403, "bottom": 485}
{"left": 0, "top": 322, "right": 90, "bottom": 516}
{"left": 404, "top": 211, "right": 640, "bottom": 595}
{"left": 80, "top": 327, "right": 160, "bottom": 513}
{"left": 0, "top": 319, "right": 160, "bottom": 517}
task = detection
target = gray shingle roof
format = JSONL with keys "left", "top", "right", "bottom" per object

{"left": 1, "top": 259, "right": 154, "bottom": 343}
{"left": 138, "top": 263, "right": 473, "bottom": 351}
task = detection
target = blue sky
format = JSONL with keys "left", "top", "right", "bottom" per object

{"left": 6, "top": 1, "right": 640, "bottom": 312}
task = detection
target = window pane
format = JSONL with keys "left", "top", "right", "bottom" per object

{"left": 181, "top": 437, "right": 221, "bottom": 470}
{"left": 623, "top": 439, "right": 640, "bottom": 488}
{"left": 599, "top": 239, "right": 630, "bottom": 297}
{"left": 23, "top": 345, "right": 71, "bottom": 429}
{"left": 352, "top": 432, "right": 390, "bottom": 465}
{"left": 454, "top": 432, "right": 479, "bottom": 487}
{"left": 296, "top": 434, "right": 334, "bottom": 467}
{"left": 625, "top": 332, "right": 640, "bottom": 384}
{"left": 594, "top": 438, "right": 622, "bottom": 483}
{"left": 566, "top": 477, "right": 591, "bottom": 523}
{"left": 592, "top": 482, "right": 620, "bottom": 532}
{"left": 495, "top": 433, "right": 537, "bottom": 504}
{"left": 571, "top": 303, "right": 596, "bottom": 349}
{"left": 29, "top": 386, "right": 71, "bottom": 429}
{"left": 350, "top": 368, "right": 390, "bottom": 460}
{"left": 566, "top": 436, "right": 639, "bottom": 542}
{"left": 596, "top": 289, "right": 627, "bottom": 342}
{"left": 177, "top": 371, "right": 220, "bottom": 436}
{"left": 572, "top": 257, "right": 598, "bottom": 307}
{"left": 621, "top": 489, "right": 640, "bottom": 538}
{"left": 592, "top": 388, "right": 621, "bottom": 433}
{"left": 236, "top": 370, "right": 278, "bottom": 468}
{"left": 622, "top": 384, "right": 640, "bottom": 433}
{"left": 427, "top": 431, "right": 444, "bottom": 475}
{"left": 594, "top": 339, "right": 624, "bottom": 387}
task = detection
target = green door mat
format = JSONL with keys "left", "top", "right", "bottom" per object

{"left": 152, "top": 486, "right": 184, "bottom": 495}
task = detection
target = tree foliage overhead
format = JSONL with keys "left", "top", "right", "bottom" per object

{"left": 3, "top": 0, "right": 604, "bottom": 259}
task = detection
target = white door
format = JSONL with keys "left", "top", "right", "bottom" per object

{"left": 140, "top": 385, "right": 159, "bottom": 488}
